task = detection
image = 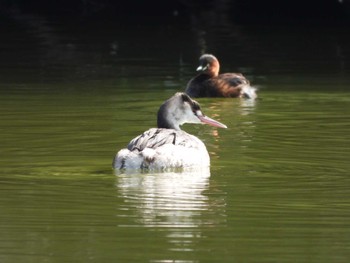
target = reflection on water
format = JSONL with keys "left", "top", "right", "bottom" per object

{"left": 199, "top": 98, "right": 257, "bottom": 160}
{"left": 116, "top": 168, "right": 225, "bottom": 255}
{"left": 238, "top": 97, "right": 257, "bottom": 115}
{"left": 205, "top": 97, "right": 257, "bottom": 117}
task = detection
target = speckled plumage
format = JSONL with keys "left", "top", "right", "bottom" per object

{"left": 113, "top": 128, "right": 209, "bottom": 170}
{"left": 113, "top": 93, "right": 226, "bottom": 170}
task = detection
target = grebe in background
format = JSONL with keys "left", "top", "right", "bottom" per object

{"left": 185, "top": 54, "right": 257, "bottom": 99}
{"left": 113, "top": 92, "right": 227, "bottom": 170}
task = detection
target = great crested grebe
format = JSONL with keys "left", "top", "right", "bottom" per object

{"left": 113, "top": 92, "right": 227, "bottom": 170}
{"left": 185, "top": 54, "right": 257, "bottom": 99}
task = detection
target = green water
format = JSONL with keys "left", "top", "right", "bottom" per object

{"left": 1, "top": 18, "right": 350, "bottom": 262}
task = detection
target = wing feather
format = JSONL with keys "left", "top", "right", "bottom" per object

{"left": 127, "top": 128, "right": 201, "bottom": 152}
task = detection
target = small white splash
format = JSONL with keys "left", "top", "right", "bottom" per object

{"left": 241, "top": 85, "right": 258, "bottom": 100}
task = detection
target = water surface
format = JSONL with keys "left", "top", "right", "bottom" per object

{"left": 0, "top": 16, "right": 350, "bottom": 263}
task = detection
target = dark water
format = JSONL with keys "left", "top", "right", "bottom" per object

{"left": 1, "top": 14, "right": 350, "bottom": 262}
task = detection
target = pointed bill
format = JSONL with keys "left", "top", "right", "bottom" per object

{"left": 198, "top": 115, "right": 227, "bottom": 129}
{"left": 196, "top": 65, "right": 204, "bottom": 71}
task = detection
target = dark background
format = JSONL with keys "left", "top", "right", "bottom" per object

{"left": 1, "top": 0, "right": 350, "bottom": 26}
{"left": 1, "top": 0, "right": 349, "bottom": 86}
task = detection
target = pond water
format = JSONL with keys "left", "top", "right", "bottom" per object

{"left": 0, "top": 14, "right": 350, "bottom": 263}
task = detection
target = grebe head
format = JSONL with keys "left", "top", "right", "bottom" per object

{"left": 157, "top": 92, "right": 227, "bottom": 130}
{"left": 196, "top": 54, "right": 220, "bottom": 77}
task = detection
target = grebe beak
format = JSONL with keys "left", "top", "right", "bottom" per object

{"left": 196, "top": 64, "right": 208, "bottom": 72}
{"left": 198, "top": 115, "right": 227, "bottom": 129}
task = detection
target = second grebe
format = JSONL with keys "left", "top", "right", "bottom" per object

{"left": 185, "top": 54, "right": 257, "bottom": 99}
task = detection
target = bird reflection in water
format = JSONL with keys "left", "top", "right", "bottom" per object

{"left": 115, "top": 168, "right": 226, "bottom": 253}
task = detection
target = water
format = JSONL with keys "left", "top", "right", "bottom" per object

{"left": 1, "top": 14, "right": 350, "bottom": 262}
